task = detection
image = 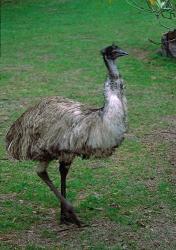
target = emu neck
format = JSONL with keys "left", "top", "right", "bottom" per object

{"left": 103, "top": 57, "right": 119, "bottom": 80}
{"left": 103, "top": 57, "right": 122, "bottom": 99}
{"left": 102, "top": 56, "right": 125, "bottom": 120}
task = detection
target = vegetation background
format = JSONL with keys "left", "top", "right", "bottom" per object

{"left": 1, "top": 0, "right": 176, "bottom": 249}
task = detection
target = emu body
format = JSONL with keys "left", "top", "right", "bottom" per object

{"left": 6, "top": 44, "right": 128, "bottom": 226}
{"left": 6, "top": 95, "right": 126, "bottom": 162}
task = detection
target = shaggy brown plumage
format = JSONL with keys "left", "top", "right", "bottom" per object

{"left": 6, "top": 44, "right": 128, "bottom": 226}
{"left": 6, "top": 97, "right": 117, "bottom": 163}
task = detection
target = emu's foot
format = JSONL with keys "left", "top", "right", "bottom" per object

{"left": 60, "top": 214, "right": 79, "bottom": 225}
{"left": 60, "top": 213, "right": 82, "bottom": 227}
{"left": 60, "top": 204, "right": 81, "bottom": 227}
{"left": 60, "top": 214, "right": 88, "bottom": 228}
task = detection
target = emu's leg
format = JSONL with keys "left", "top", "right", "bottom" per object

{"left": 36, "top": 161, "right": 81, "bottom": 227}
{"left": 59, "top": 162, "right": 84, "bottom": 225}
{"left": 59, "top": 162, "right": 69, "bottom": 198}
{"left": 59, "top": 162, "right": 73, "bottom": 224}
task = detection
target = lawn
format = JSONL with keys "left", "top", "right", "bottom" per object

{"left": 0, "top": 0, "right": 176, "bottom": 249}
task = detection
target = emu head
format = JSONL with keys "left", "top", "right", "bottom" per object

{"left": 101, "top": 44, "right": 128, "bottom": 60}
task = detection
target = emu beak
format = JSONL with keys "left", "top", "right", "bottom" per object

{"left": 116, "top": 48, "right": 128, "bottom": 57}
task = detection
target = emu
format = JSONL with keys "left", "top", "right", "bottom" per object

{"left": 6, "top": 44, "right": 128, "bottom": 226}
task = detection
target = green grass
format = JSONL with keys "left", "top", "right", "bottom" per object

{"left": 0, "top": 0, "right": 176, "bottom": 249}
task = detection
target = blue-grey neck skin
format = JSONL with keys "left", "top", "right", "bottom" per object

{"left": 104, "top": 57, "right": 119, "bottom": 79}
{"left": 103, "top": 55, "right": 124, "bottom": 98}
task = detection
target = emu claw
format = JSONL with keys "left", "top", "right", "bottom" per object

{"left": 60, "top": 214, "right": 82, "bottom": 227}
{"left": 60, "top": 204, "right": 82, "bottom": 227}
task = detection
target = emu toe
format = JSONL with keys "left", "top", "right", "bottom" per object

{"left": 60, "top": 206, "right": 82, "bottom": 227}
{"left": 60, "top": 214, "right": 81, "bottom": 226}
{"left": 60, "top": 213, "right": 82, "bottom": 227}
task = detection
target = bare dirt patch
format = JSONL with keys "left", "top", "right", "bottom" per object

{"left": 142, "top": 123, "right": 176, "bottom": 169}
{"left": 0, "top": 193, "right": 17, "bottom": 202}
{"left": 0, "top": 207, "right": 58, "bottom": 248}
{"left": 144, "top": 177, "right": 157, "bottom": 191}
{"left": 143, "top": 126, "right": 176, "bottom": 145}
{"left": 169, "top": 144, "right": 176, "bottom": 167}
{"left": 2, "top": 213, "right": 176, "bottom": 250}
{"left": 0, "top": 214, "right": 124, "bottom": 249}
{"left": 142, "top": 116, "right": 176, "bottom": 187}
{"left": 162, "top": 115, "right": 176, "bottom": 126}
{"left": 137, "top": 215, "right": 176, "bottom": 250}
{"left": 130, "top": 48, "right": 150, "bottom": 61}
